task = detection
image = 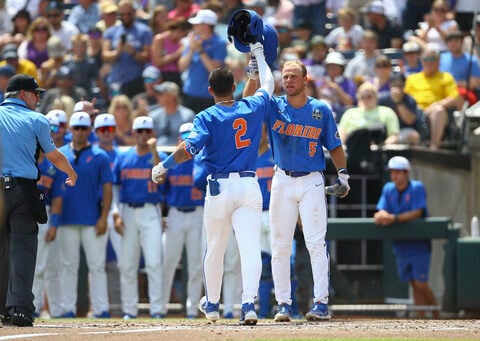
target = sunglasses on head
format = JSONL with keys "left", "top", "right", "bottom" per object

{"left": 72, "top": 126, "right": 89, "bottom": 131}
{"left": 96, "top": 126, "right": 115, "bottom": 133}
{"left": 50, "top": 125, "right": 59, "bottom": 133}
{"left": 136, "top": 128, "right": 153, "bottom": 134}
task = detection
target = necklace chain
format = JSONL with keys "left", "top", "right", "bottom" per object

{"left": 216, "top": 99, "right": 235, "bottom": 105}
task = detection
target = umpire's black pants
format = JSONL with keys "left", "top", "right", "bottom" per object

{"left": 0, "top": 182, "right": 38, "bottom": 318}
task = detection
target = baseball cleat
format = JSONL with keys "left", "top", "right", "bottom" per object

{"left": 274, "top": 303, "right": 292, "bottom": 322}
{"left": 198, "top": 296, "right": 220, "bottom": 322}
{"left": 93, "top": 310, "right": 111, "bottom": 318}
{"left": 305, "top": 302, "right": 331, "bottom": 321}
{"left": 239, "top": 303, "right": 257, "bottom": 325}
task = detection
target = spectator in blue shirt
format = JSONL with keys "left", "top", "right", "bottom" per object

{"left": 67, "top": 0, "right": 101, "bottom": 34}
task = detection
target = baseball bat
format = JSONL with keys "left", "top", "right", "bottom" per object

{"left": 324, "top": 184, "right": 348, "bottom": 197}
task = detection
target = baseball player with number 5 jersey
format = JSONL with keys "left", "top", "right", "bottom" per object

{"left": 152, "top": 42, "right": 274, "bottom": 325}
{"left": 244, "top": 59, "right": 350, "bottom": 322}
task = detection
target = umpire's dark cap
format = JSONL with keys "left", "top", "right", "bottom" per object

{"left": 6, "top": 74, "right": 46, "bottom": 93}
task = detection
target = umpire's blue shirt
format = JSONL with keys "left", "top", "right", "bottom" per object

{"left": 0, "top": 98, "right": 56, "bottom": 179}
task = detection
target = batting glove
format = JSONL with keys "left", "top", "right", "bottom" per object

{"left": 249, "top": 42, "right": 264, "bottom": 59}
{"left": 336, "top": 168, "right": 350, "bottom": 198}
{"left": 151, "top": 163, "right": 167, "bottom": 183}
{"left": 247, "top": 54, "right": 259, "bottom": 80}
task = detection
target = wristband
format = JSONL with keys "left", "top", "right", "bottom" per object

{"left": 50, "top": 213, "right": 60, "bottom": 228}
{"left": 337, "top": 168, "right": 348, "bottom": 174}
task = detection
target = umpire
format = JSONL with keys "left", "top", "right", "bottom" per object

{"left": 0, "top": 74, "right": 77, "bottom": 326}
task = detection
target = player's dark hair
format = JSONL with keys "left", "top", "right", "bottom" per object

{"left": 209, "top": 67, "right": 234, "bottom": 97}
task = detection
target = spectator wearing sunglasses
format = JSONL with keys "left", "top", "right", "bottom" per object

{"left": 45, "top": 0, "right": 79, "bottom": 53}
{"left": 339, "top": 82, "right": 400, "bottom": 145}
{"left": 17, "top": 17, "right": 52, "bottom": 69}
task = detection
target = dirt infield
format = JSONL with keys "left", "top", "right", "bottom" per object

{"left": 1, "top": 318, "right": 479, "bottom": 340}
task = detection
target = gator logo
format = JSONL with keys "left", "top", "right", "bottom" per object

{"left": 312, "top": 109, "right": 322, "bottom": 120}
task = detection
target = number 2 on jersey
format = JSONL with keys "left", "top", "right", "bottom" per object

{"left": 233, "top": 118, "right": 251, "bottom": 149}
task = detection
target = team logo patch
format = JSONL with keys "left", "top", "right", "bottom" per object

{"left": 312, "top": 109, "right": 322, "bottom": 120}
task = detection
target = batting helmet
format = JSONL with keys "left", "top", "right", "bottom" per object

{"left": 227, "top": 9, "right": 279, "bottom": 67}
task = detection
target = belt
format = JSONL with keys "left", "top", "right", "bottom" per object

{"left": 211, "top": 171, "right": 256, "bottom": 179}
{"left": 127, "top": 202, "right": 145, "bottom": 208}
{"left": 176, "top": 206, "right": 197, "bottom": 213}
{"left": 283, "top": 169, "right": 311, "bottom": 177}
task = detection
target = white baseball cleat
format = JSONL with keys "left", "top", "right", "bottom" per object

{"left": 198, "top": 296, "right": 220, "bottom": 322}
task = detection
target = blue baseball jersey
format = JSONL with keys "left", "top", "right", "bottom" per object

{"left": 37, "top": 157, "right": 66, "bottom": 206}
{"left": 376, "top": 179, "right": 430, "bottom": 256}
{"left": 64, "top": 130, "right": 98, "bottom": 145}
{"left": 256, "top": 148, "right": 274, "bottom": 210}
{"left": 0, "top": 98, "right": 56, "bottom": 179}
{"left": 192, "top": 152, "right": 208, "bottom": 192}
{"left": 185, "top": 90, "right": 269, "bottom": 174}
{"left": 59, "top": 144, "right": 113, "bottom": 225}
{"left": 265, "top": 96, "right": 341, "bottom": 171}
{"left": 164, "top": 159, "right": 205, "bottom": 207}
{"left": 113, "top": 147, "right": 166, "bottom": 204}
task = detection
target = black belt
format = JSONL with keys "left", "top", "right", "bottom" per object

{"left": 0, "top": 176, "right": 30, "bottom": 189}
{"left": 283, "top": 169, "right": 311, "bottom": 177}
{"left": 211, "top": 171, "right": 256, "bottom": 179}
{"left": 127, "top": 202, "right": 145, "bottom": 208}
{"left": 176, "top": 206, "right": 197, "bottom": 213}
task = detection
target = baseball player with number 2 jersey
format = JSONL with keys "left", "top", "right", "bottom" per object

{"left": 152, "top": 42, "right": 274, "bottom": 325}
{"left": 244, "top": 59, "right": 350, "bottom": 322}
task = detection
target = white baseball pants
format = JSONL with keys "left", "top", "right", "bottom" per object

{"left": 160, "top": 206, "right": 204, "bottom": 317}
{"left": 57, "top": 225, "right": 109, "bottom": 315}
{"left": 119, "top": 204, "right": 163, "bottom": 316}
{"left": 203, "top": 173, "right": 262, "bottom": 305}
{"left": 270, "top": 169, "right": 329, "bottom": 305}
{"left": 222, "top": 233, "right": 242, "bottom": 314}
{"left": 32, "top": 209, "right": 63, "bottom": 317}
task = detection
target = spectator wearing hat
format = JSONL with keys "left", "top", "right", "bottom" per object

{"left": 131, "top": 65, "right": 163, "bottom": 117}
{"left": 38, "top": 65, "right": 88, "bottom": 114}
{"left": 325, "top": 7, "right": 364, "bottom": 51}
{"left": 64, "top": 33, "right": 101, "bottom": 98}
{"left": 96, "top": 1, "right": 120, "bottom": 33}
{"left": 401, "top": 41, "right": 423, "bottom": 76}
{"left": 0, "top": 43, "right": 39, "bottom": 84}
{"left": 45, "top": 0, "right": 79, "bottom": 53}
{"left": 364, "top": 0, "right": 403, "bottom": 49}
{"left": 151, "top": 18, "right": 192, "bottom": 88}
{"left": 40, "top": 36, "right": 66, "bottom": 90}
{"left": 404, "top": 47, "right": 460, "bottom": 149}
{"left": 178, "top": 9, "right": 227, "bottom": 114}
{"left": 57, "top": 111, "right": 113, "bottom": 319}
{"left": 0, "top": 64, "right": 15, "bottom": 101}
{"left": 318, "top": 51, "right": 356, "bottom": 122}
{"left": 303, "top": 35, "right": 328, "bottom": 84}
{"left": 102, "top": 0, "right": 153, "bottom": 99}
{"left": 168, "top": 0, "right": 201, "bottom": 21}
{"left": 378, "top": 72, "right": 430, "bottom": 145}
{"left": 67, "top": 0, "right": 100, "bottom": 34}
{"left": 149, "top": 81, "right": 195, "bottom": 146}
{"left": 374, "top": 156, "right": 439, "bottom": 319}
{"left": 411, "top": 0, "right": 458, "bottom": 52}
{"left": 0, "top": 74, "right": 77, "bottom": 327}
{"left": 440, "top": 30, "right": 480, "bottom": 107}
{"left": 46, "top": 109, "right": 69, "bottom": 147}
{"left": 344, "top": 30, "right": 380, "bottom": 85}
{"left": 111, "top": 116, "right": 166, "bottom": 319}
{"left": 71, "top": 99, "right": 100, "bottom": 144}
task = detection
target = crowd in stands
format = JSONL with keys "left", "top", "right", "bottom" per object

{"left": 1, "top": 0, "right": 480, "bottom": 319}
